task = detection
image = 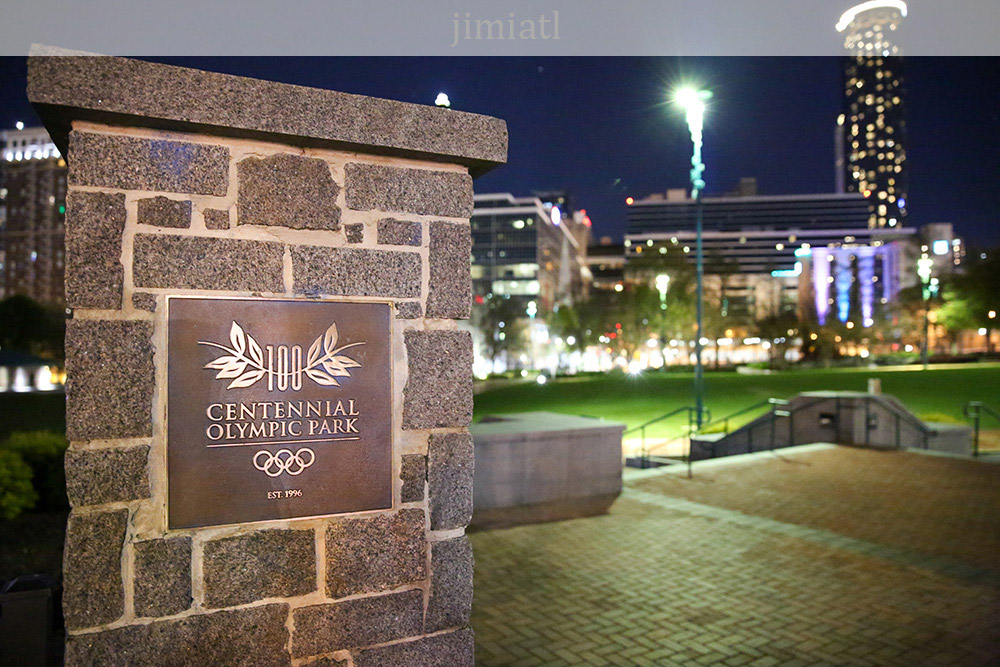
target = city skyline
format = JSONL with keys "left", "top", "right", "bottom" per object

{"left": 2, "top": 56, "right": 998, "bottom": 246}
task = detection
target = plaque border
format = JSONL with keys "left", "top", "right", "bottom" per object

{"left": 163, "top": 294, "right": 398, "bottom": 531}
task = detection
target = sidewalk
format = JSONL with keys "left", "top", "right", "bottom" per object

{"left": 470, "top": 446, "right": 1000, "bottom": 666}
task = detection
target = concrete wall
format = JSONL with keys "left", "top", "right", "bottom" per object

{"left": 29, "top": 54, "right": 506, "bottom": 666}
{"left": 470, "top": 413, "right": 624, "bottom": 529}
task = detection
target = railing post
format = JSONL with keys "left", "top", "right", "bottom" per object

{"left": 973, "top": 412, "right": 980, "bottom": 457}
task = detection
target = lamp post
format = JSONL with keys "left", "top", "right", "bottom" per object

{"left": 675, "top": 87, "right": 712, "bottom": 427}
{"left": 917, "top": 256, "right": 933, "bottom": 370}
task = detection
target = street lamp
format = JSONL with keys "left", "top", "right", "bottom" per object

{"left": 917, "top": 256, "right": 934, "bottom": 369}
{"left": 674, "top": 86, "right": 712, "bottom": 427}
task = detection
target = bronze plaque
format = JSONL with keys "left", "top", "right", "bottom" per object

{"left": 166, "top": 297, "right": 392, "bottom": 529}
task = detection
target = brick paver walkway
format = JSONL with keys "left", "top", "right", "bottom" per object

{"left": 470, "top": 446, "right": 1000, "bottom": 666}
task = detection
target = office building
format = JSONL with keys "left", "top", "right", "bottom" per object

{"left": 625, "top": 183, "right": 916, "bottom": 327}
{"left": 1, "top": 125, "right": 67, "bottom": 305}
{"left": 471, "top": 192, "right": 590, "bottom": 314}
{"left": 836, "top": 1, "right": 908, "bottom": 228}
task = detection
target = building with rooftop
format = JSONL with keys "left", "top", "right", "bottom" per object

{"left": 0, "top": 125, "right": 67, "bottom": 305}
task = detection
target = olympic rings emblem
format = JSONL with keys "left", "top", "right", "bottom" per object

{"left": 253, "top": 448, "right": 316, "bottom": 477}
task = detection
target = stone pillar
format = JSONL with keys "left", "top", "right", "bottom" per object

{"left": 29, "top": 54, "right": 506, "bottom": 666}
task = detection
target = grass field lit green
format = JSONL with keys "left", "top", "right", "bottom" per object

{"left": 473, "top": 364, "right": 1000, "bottom": 441}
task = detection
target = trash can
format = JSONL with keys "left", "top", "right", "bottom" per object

{"left": 0, "top": 574, "right": 58, "bottom": 667}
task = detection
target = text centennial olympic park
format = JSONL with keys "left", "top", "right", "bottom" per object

{"left": 204, "top": 399, "right": 361, "bottom": 442}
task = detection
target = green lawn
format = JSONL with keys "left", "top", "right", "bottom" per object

{"left": 473, "top": 364, "right": 1000, "bottom": 440}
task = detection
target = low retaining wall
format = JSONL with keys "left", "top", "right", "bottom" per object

{"left": 470, "top": 412, "right": 624, "bottom": 529}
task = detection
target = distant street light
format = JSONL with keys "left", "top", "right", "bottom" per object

{"left": 674, "top": 86, "right": 712, "bottom": 427}
{"left": 917, "top": 256, "right": 934, "bottom": 369}
{"left": 435, "top": 93, "right": 451, "bottom": 108}
{"left": 655, "top": 273, "right": 670, "bottom": 309}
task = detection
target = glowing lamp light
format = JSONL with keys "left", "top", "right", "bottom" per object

{"left": 551, "top": 206, "right": 562, "bottom": 226}
{"left": 15, "top": 121, "right": 24, "bottom": 130}
{"left": 536, "top": 374, "right": 547, "bottom": 386}
{"left": 434, "top": 93, "right": 451, "bottom": 108}
{"left": 989, "top": 310, "right": 997, "bottom": 320}
{"left": 979, "top": 328, "right": 988, "bottom": 336}
{"left": 626, "top": 197, "right": 634, "bottom": 205}
{"left": 932, "top": 240, "right": 949, "bottom": 256}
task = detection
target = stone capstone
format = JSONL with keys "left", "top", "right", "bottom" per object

{"left": 137, "top": 196, "right": 191, "bottom": 228}
{"left": 426, "top": 537, "right": 473, "bottom": 632}
{"left": 132, "top": 234, "right": 284, "bottom": 293}
{"left": 428, "top": 433, "right": 474, "bottom": 530}
{"left": 66, "top": 319, "right": 154, "bottom": 441}
{"left": 292, "top": 590, "right": 424, "bottom": 657}
{"left": 64, "top": 191, "right": 126, "bottom": 309}
{"left": 290, "top": 246, "right": 420, "bottom": 298}
{"left": 65, "top": 604, "right": 290, "bottom": 666}
{"left": 353, "top": 629, "right": 475, "bottom": 667}
{"left": 400, "top": 454, "right": 427, "bottom": 503}
{"left": 64, "top": 445, "right": 149, "bottom": 507}
{"left": 237, "top": 153, "right": 340, "bottom": 230}
{"left": 403, "top": 331, "right": 473, "bottom": 429}
{"left": 63, "top": 509, "right": 128, "bottom": 629}
{"left": 203, "top": 528, "right": 316, "bottom": 608}
{"left": 29, "top": 55, "right": 507, "bottom": 175}
{"left": 345, "top": 163, "right": 473, "bottom": 218}
{"left": 376, "top": 218, "right": 422, "bottom": 246}
{"left": 133, "top": 537, "right": 192, "bottom": 617}
{"left": 426, "top": 220, "right": 472, "bottom": 319}
{"left": 325, "top": 509, "right": 425, "bottom": 598}
{"left": 68, "top": 131, "right": 229, "bottom": 195}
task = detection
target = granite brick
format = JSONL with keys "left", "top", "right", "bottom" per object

{"left": 345, "top": 163, "right": 473, "bottom": 218}
{"left": 325, "top": 509, "right": 425, "bottom": 598}
{"left": 134, "top": 537, "right": 191, "bottom": 617}
{"left": 303, "top": 658, "right": 347, "bottom": 667}
{"left": 203, "top": 208, "right": 231, "bottom": 230}
{"left": 237, "top": 153, "right": 340, "bottom": 230}
{"left": 428, "top": 433, "right": 474, "bottom": 531}
{"left": 353, "top": 629, "right": 474, "bottom": 667}
{"left": 427, "top": 220, "right": 472, "bottom": 319}
{"left": 203, "top": 528, "right": 316, "bottom": 608}
{"left": 64, "top": 191, "right": 126, "bottom": 309}
{"left": 377, "top": 218, "right": 422, "bottom": 246}
{"left": 65, "top": 604, "right": 289, "bottom": 666}
{"left": 137, "top": 195, "right": 191, "bottom": 228}
{"left": 426, "top": 537, "right": 473, "bottom": 632}
{"left": 402, "top": 331, "right": 473, "bottom": 429}
{"left": 291, "top": 246, "right": 420, "bottom": 298}
{"left": 131, "top": 292, "right": 157, "bottom": 312}
{"left": 133, "top": 234, "right": 284, "bottom": 293}
{"left": 64, "top": 445, "right": 149, "bottom": 507}
{"left": 345, "top": 223, "right": 364, "bottom": 243}
{"left": 63, "top": 509, "right": 128, "bottom": 629}
{"left": 68, "top": 131, "right": 229, "bottom": 195}
{"left": 395, "top": 301, "right": 423, "bottom": 319}
{"left": 66, "top": 319, "right": 154, "bottom": 441}
{"left": 400, "top": 454, "right": 426, "bottom": 503}
{"left": 292, "top": 590, "right": 423, "bottom": 657}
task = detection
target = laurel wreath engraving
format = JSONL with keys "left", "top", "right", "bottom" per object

{"left": 199, "top": 321, "right": 363, "bottom": 389}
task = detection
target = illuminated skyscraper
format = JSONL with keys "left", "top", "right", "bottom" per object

{"left": 0, "top": 126, "right": 67, "bottom": 304}
{"left": 836, "top": 1, "right": 908, "bottom": 229}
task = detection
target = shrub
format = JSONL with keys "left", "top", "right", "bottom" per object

{"left": 1, "top": 431, "right": 68, "bottom": 511}
{"left": 0, "top": 449, "right": 38, "bottom": 520}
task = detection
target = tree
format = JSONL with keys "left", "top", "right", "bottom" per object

{"left": 755, "top": 312, "right": 799, "bottom": 369}
{"left": 0, "top": 295, "right": 65, "bottom": 362}
{"left": 473, "top": 296, "right": 527, "bottom": 369}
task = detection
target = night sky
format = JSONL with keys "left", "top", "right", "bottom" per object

{"left": 2, "top": 57, "right": 997, "bottom": 246}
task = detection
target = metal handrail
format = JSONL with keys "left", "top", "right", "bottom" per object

{"left": 623, "top": 405, "right": 710, "bottom": 473}
{"left": 698, "top": 398, "right": 780, "bottom": 435}
{"left": 963, "top": 401, "right": 1000, "bottom": 457}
